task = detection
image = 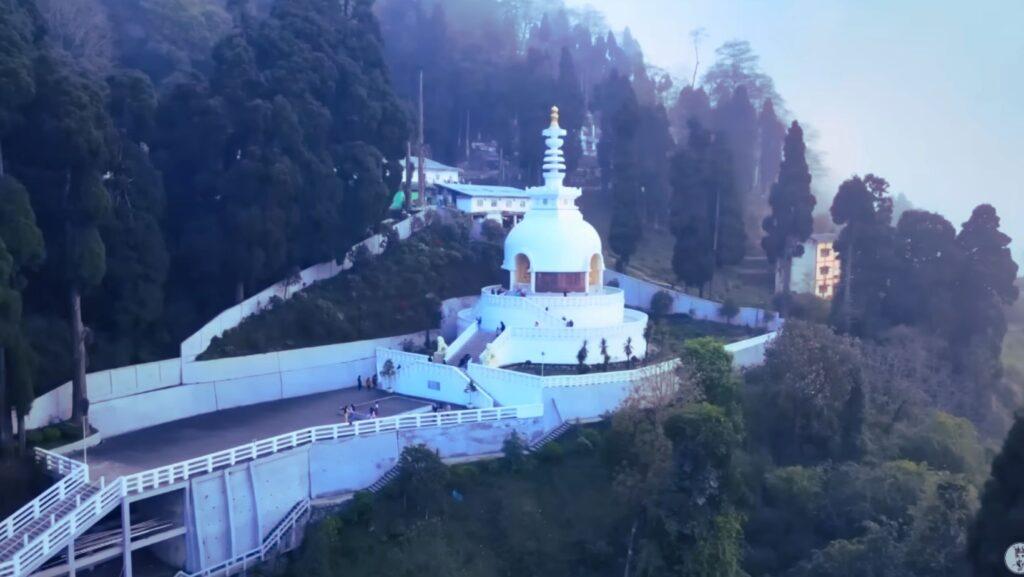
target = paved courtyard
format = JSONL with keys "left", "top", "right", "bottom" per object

{"left": 72, "top": 389, "right": 429, "bottom": 481}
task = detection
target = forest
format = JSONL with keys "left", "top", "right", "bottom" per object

{"left": 0, "top": 0, "right": 1022, "bottom": 576}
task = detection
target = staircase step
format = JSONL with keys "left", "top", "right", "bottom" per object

{"left": 0, "top": 483, "right": 100, "bottom": 561}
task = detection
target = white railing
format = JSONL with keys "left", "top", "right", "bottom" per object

{"left": 0, "top": 449, "right": 88, "bottom": 547}
{"left": 119, "top": 404, "right": 537, "bottom": 495}
{"left": 480, "top": 285, "right": 624, "bottom": 311}
{"left": 506, "top": 308, "right": 649, "bottom": 341}
{"left": 0, "top": 476, "right": 126, "bottom": 577}
{"left": 174, "top": 499, "right": 310, "bottom": 577}
{"left": 468, "top": 358, "right": 680, "bottom": 389}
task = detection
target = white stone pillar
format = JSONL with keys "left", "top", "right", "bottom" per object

{"left": 121, "top": 497, "right": 133, "bottom": 577}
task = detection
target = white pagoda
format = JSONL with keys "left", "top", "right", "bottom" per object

{"left": 452, "top": 107, "right": 649, "bottom": 367}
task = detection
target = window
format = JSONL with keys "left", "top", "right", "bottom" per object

{"left": 490, "top": 200, "right": 498, "bottom": 207}
{"left": 820, "top": 247, "right": 831, "bottom": 257}
{"left": 820, "top": 266, "right": 830, "bottom": 276}
{"left": 427, "top": 380, "right": 440, "bottom": 391}
{"left": 519, "top": 201, "right": 526, "bottom": 208}
{"left": 819, "top": 284, "right": 829, "bottom": 295}
{"left": 543, "top": 199, "right": 549, "bottom": 205}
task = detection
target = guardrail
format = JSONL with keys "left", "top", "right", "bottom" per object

{"left": 174, "top": 499, "right": 310, "bottom": 577}
{"left": 0, "top": 476, "right": 125, "bottom": 577}
{"left": 0, "top": 450, "right": 88, "bottom": 545}
{"left": 468, "top": 358, "right": 680, "bottom": 389}
{"left": 119, "top": 404, "right": 538, "bottom": 495}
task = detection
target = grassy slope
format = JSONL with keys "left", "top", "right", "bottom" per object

{"left": 578, "top": 189, "right": 775, "bottom": 308}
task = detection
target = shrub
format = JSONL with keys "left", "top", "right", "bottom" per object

{"left": 650, "top": 290, "right": 673, "bottom": 320}
{"left": 535, "top": 442, "right": 564, "bottom": 463}
{"left": 719, "top": 298, "right": 740, "bottom": 323}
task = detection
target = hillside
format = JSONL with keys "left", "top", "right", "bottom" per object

{"left": 199, "top": 221, "right": 503, "bottom": 359}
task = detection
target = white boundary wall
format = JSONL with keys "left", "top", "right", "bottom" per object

{"left": 605, "top": 270, "right": 784, "bottom": 330}
{"left": 22, "top": 358, "right": 182, "bottom": 431}
{"left": 22, "top": 214, "right": 434, "bottom": 433}
{"left": 725, "top": 332, "right": 778, "bottom": 368}
{"left": 181, "top": 214, "right": 421, "bottom": 362}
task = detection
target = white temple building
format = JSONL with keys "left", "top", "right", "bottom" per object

{"left": 449, "top": 107, "right": 649, "bottom": 367}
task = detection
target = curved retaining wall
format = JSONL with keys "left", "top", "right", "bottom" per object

{"left": 605, "top": 270, "right": 784, "bottom": 330}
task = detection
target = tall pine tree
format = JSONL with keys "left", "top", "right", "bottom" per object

{"left": 761, "top": 121, "right": 815, "bottom": 297}
{"left": 606, "top": 76, "right": 643, "bottom": 270}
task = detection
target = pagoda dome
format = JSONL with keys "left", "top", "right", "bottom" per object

{"left": 500, "top": 106, "right": 606, "bottom": 293}
{"left": 502, "top": 212, "right": 601, "bottom": 273}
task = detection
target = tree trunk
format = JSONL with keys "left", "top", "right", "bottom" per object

{"left": 417, "top": 70, "right": 425, "bottom": 209}
{"left": 235, "top": 280, "right": 245, "bottom": 304}
{"left": 623, "top": 517, "right": 639, "bottom": 577}
{"left": 16, "top": 411, "right": 25, "bottom": 455}
{"left": 0, "top": 346, "right": 10, "bottom": 453}
{"left": 403, "top": 141, "right": 412, "bottom": 211}
{"left": 70, "top": 287, "right": 88, "bottom": 424}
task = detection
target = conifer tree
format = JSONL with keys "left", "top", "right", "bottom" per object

{"left": 670, "top": 121, "right": 715, "bottom": 293}
{"left": 13, "top": 55, "right": 114, "bottom": 424}
{"left": 607, "top": 79, "right": 643, "bottom": 270}
{"left": 756, "top": 98, "right": 785, "bottom": 199}
{"left": 761, "top": 121, "right": 815, "bottom": 296}
{"left": 969, "top": 415, "right": 1024, "bottom": 575}
{"left": 556, "top": 47, "right": 584, "bottom": 178}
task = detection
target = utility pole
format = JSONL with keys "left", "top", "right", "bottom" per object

{"left": 417, "top": 70, "right": 425, "bottom": 209}
{"left": 465, "top": 110, "right": 471, "bottom": 161}
{"left": 403, "top": 141, "right": 412, "bottom": 212}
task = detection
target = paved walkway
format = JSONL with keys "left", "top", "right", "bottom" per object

{"left": 72, "top": 389, "right": 428, "bottom": 481}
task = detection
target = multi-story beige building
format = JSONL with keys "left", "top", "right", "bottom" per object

{"left": 780, "top": 233, "right": 842, "bottom": 299}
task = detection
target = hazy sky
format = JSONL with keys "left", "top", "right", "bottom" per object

{"left": 566, "top": 0, "right": 1024, "bottom": 256}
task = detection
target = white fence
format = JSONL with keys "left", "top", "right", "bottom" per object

{"left": 118, "top": 404, "right": 539, "bottom": 495}
{"left": 174, "top": 499, "right": 310, "bottom": 577}
{"left": 606, "top": 270, "right": 784, "bottom": 330}
{"left": 0, "top": 450, "right": 88, "bottom": 545}
{"left": 0, "top": 468, "right": 125, "bottom": 577}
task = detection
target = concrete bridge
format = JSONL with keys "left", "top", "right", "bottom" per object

{"left": 0, "top": 386, "right": 545, "bottom": 577}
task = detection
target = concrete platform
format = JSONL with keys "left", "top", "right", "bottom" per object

{"left": 71, "top": 389, "right": 428, "bottom": 481}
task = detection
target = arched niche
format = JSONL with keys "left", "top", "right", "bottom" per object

{"left": 515, "top": 253, "right": 532, "bottom": 285}
{"left": 588, "top": 253, "right": 604, "bottom": 288}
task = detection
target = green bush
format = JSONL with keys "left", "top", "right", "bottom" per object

{"left": 535, "top": 442, "right": 564, "bottom": 463}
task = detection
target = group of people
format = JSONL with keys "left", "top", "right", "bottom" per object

{"left": 339, "top": 401, "right": 383, "bottom": 424}
{"left": 356, "top": 374, "right": 380, "bottom": 390}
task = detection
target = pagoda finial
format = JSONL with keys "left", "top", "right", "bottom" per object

{"left": 550, "top": 105, "right": 560, "bottom": 127}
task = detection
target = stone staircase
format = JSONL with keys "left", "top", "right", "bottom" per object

{"left": 0, "top": 482, "right": 100, "bottom": 562}
{"left": 527, "top": 422, "right": 572, "bottom": 453}
{"left": 365, "top": 466, "right": 401, "bottom": 494}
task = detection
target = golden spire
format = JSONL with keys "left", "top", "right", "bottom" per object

{"left": 550, "top": 105, "right": 560, "bottom": 127}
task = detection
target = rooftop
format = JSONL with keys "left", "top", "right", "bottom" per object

{"left": 421, "top": 158, "right": 460, "bottom": 172}
{"left": 437, "top": 183, "right": 531, "bottom": 198}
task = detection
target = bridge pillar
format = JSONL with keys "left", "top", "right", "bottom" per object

{"left": 67, "top": 539, "right": 75, "bottom": 577}
{"left": 121, "top": 497, "right": 133, "bottom": 577}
